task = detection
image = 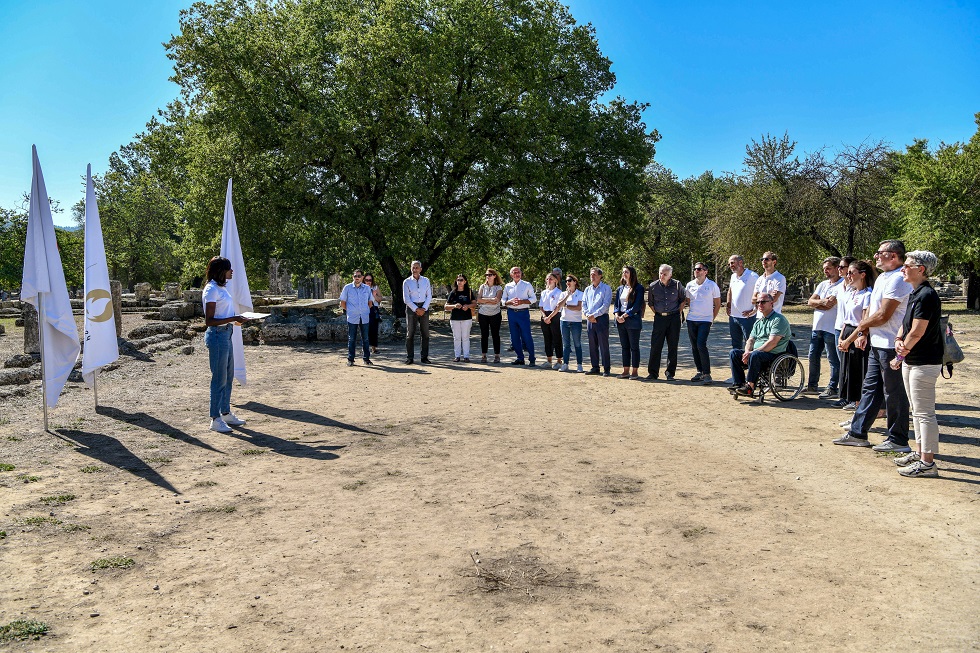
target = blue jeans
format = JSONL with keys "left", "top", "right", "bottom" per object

{"left": 204, "top": 325, "right": 234, "bottom": 418}
{"left": 561, "top": 320, "right": 583, "bottom": 365}
{"left": 587, "top": 314, "right": 611, "bottom": 372}
{"left": 730, "top": 348, "right": 778, "bottom": 386}
{"left": 348, "top": 321, "right": 369, "bottom": 361}
{"left": 807, "top": 329, "right": 840, "bottom": 390}
{"left": 849, "top": 347, "right": 910, "bottom": 446}
{"left": 507, "top": 308, "right": 535, "bottom": 362}
{"left": 687, "top": 320, "right": 713, "bottom": 375}
{"left": 729, "top": 315, "right": 756, "bottom": 349}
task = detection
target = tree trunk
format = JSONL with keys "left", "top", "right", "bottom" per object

{"left": 380, "top": 255, "right": 406, "bottom": 318}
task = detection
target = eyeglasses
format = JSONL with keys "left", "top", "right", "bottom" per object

{"left": 694, "top": 267, "right": 706, "bottom": 272}
{"left": 456, "top": 278, "right": 465, "bottom": 281}
{"left": 565, "top": 279, "right": 574, "bottom": 283}
{"left": 837, "top": 265, "right": 847, "bottom": 269}
{"left": 353, "top": 274, "right": 363, "bottom": 278}
{"left": 874, "top": 250, "right": 894, "bottom": 257}
{"left": 902, "top": 263, "right": 924, "bottom": 270}
{"left": 484, "top": 273, "right": 493, "bottom": 277}
{"left": 761, "top": 257, "right": 775, "bottom": 262}
{"left": 758, "top": 299, "right": 773, "bottom": 304}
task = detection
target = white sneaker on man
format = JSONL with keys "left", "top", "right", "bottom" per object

{"left": 221, "top": 411, "right": 246, "bottom": 426}
{"left": 209, "top": 417, "right": 233, "bottom": 433}
{"left": 559, "top": 364, "right": 569, "bottom": 372}
{"left": 576, "top": 364, "right": 584, "bottom": 372}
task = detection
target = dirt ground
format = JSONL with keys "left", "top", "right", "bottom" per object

{"left": 1, "top": 306, "right": 978, "bottom": 652}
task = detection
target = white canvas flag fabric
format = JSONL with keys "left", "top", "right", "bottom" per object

{"left": 81, "top": 164, "right": 119, "bottom": 386}
{"left": 219, "top": 178, "right": 253, "bottom": 385}
{"left": 21, "top": 146, "right": 81, "bottom": 408}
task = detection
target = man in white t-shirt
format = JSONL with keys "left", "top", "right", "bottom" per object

{"left": 806, "top": 257, "right": 843, "bottom": 396}
{"left": 833, "top": 240, "right": 914, "bottom": 452}
{"left": 501, "top": 266, "right": 538, "bottom": 366}
{"left": 684, "top": 263, "right": 721, "bottom": 384}
{"left": 753, "top": 251, "right": 787, "bottom": 316}
{"left": 725, "top": 254, "right": 759, "bottom": 350}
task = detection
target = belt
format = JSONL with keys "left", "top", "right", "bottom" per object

{"left": 655, "top": 311, "right": 680, "bottom": 317}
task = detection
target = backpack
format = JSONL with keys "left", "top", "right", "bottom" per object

{"left": 939, "top": 315, "right": 965, "bottom": 378}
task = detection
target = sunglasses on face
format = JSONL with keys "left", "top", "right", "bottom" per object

{"left": 694, "top": 267, "right": 706, "bottom": 271}
{"left": 758, "top": 299, "right": 773, "bottom": 304}
{"left": 761, "top": 257, "right": 774, "bottom": 262}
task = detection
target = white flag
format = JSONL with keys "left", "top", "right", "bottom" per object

{"left": 219, "top": 178, "right": 252, "bottom": 385}
{"left": 21, "top": 146, "right": 81, "bottom": 408}
{"left": 81, "top": 164, "right": 119, "bottom": 386}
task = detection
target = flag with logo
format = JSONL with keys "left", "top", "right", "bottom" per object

{"left": 21, "top": 146, "right": 80, "bottom": 408}
{"left": 219, "top": 178, "right": 253, "bottom": 385}
{"left": 81, "top": 164, "right": 119, "bottom": 386}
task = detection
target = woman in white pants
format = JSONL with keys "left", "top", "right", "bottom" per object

{"left": 893, "top": 250, "right": 944, "bottom": 478}
{"left": 446, "top": 274, "right": 475, "bottom": 362}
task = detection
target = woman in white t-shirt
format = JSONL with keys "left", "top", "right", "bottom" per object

{"left": 202, "top": 256, "right": 248, "bottom": 433}
{"left": 546, "top": 274, "right": 584, "bottom": 372}
{"left": 538, "top": 272, "right": 564, "bottom": 369}
{"left": 835, "top": 260, "right": 876, "bottom": 408}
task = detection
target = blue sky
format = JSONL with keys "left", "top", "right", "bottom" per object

{"left": 1, "top": 0, "right": 978, "bottom": 226}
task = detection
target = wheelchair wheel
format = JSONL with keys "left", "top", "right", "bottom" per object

{"left": 768, "top": 354, "right": 805, "bottom": 401}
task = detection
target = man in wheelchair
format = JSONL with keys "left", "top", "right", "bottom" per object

{"left": 728, "top": 292, "right": 793, "bottom": 397}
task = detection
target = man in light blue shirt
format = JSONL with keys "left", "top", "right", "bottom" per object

{"left": 582, "top": 267, "right": 612, "bottom": 376}
{"left": 402, "top": 260, "right": 433, "bottom": 364}
{"left": 501, "top": 266, "right": 537, "bottom": 365}
{"left": 340, "top": 269, "right": 373, "bottom": 366}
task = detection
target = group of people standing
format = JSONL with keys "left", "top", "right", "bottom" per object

{"left": 201, "top": 243, "right": 949, "bottom": 480}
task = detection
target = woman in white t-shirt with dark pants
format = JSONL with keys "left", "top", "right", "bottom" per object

{"left": 202, "top": 256, "right": 248, "bottom": 433}
{"left": 546, "top": 274, "right": 585, "bottom": 372}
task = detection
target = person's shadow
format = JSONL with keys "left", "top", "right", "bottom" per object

{"left": 229, "top": 401, "right": 379, "bottom": 460}
{"left": 54, "top": 428, "right": 180, "bottom": 494}
{"left": 96, "top": 406, "right": 222, "bottom": 453}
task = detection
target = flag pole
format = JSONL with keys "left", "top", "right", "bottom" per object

{"left": 93, "top": 370, "right": 99, "bottom": 408}
{"left": 37, "top": 294, "right": 49, "bottom": 432}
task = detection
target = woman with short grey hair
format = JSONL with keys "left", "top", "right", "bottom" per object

{"left": 892, "top": 250, "right": 944, "bottom": 477}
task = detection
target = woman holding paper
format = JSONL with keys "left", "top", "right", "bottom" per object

{"left": 203, "top": 256, "right": 249, "bottom": 433}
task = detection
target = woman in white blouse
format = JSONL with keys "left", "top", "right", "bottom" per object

{"left": 476, "top": 268, "right": 504, "bottom": 363}
{"left": 546, "top": 274, "right": 584, "bottom": 372}
{"left": 202, "top": 256, "right": 249, "bottom": 433}
{"left": 538, "top": 272, "right": 564, "bottom": 369}
{"left": 834, "top": 260, "right": 876, "bottom": 409}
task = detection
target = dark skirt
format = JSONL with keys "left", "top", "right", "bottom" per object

{"left": 839, "top": 324, "right": 869, "bottom": 403}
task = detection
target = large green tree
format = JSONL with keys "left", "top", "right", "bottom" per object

{"left": 892, "top": 113, "right": 980, "bottom": 308}
{"left": 163, "top": 0, "right": 655, "bottom": 311}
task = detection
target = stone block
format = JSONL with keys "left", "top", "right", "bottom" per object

{"left": 110, "top": 280, "right": 123, "bottom": 337}
{"left": 128, "top": 322, "right": 188, "bottom": 340}
{"left": 134, "top": 282, "right": 152, "bottom": 305}
{"left": 159, "top": 302, "right": 195, "bottom": 321}
{"left": 0, "top": 323, "right": 4, "bottom": 335}
{"left": 0, "top": 368, "right": 31, "bottom": 385}
{"left": 261, "top": 324, "right": 308, "bottom": 342}
{"left": 4, "top": 354, "right": 37, "bottom": 368}
{"left": 183, "top": 289, "right": 203, "bottom": 304}
{"left": 163, "top": 282, "right": 182, "bottom": 300}
{"left": 15, "top": 318, "right": 24, "bottom": 327}
{"left": 23, "top": 303, "right": 39, "bottom": 354}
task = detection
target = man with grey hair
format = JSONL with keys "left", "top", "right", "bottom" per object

{"left": 501, "top": 266, "right": 537, "bottom": 365}
{"left": 834, "top": 239, "right": 913, "bottom": 451}
{"left": 806, "top": 256, "right": 844, "bottom": 397}
{"left": 402, "top": 260, "right": 432, "bottom": 364}
{"left": 582, "top": 266, "right": 612, "bottom": 376}
{"left": 646, "top": 264, "right": 685, "bottom": 380}
{"left": 729, "top": 291, "right": 792, "bottom": 396}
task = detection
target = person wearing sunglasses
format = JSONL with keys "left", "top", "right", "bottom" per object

{"left": 546, "top": 275, "right": 585, "bottom": 372}
{"left": 834, "top": 240, "right": 913, "bottom": 452}
{"left": 685, "top": 262, "right": 721, "bottom": 384}
{"left": 835, "top": 260, "right": 875, "bottom": 410}
{"left": 340, "top": 268, "right": 373, "bottom": 367}
{"left": 729, "top": 292, "right": 792, "bottom": 397}
{"left": 501, "top": 266, "right": 538, "bottom": 365}
{"left": 539, "top": 272, "right": 564, "bottom": 369}
{"left": 362, "top": 273, "right": 382, "bottom": 355}
{"left": 476, "top": 269, "right": 504, "bottom": 363}
{"left": 752, "top": 251, "right": 786, "bottom": 315}
{"left": 805, "top": 257, "right": 844, "bottom": 397}
{"left": 446, "top": 273, "right": 475, "bottom": 362}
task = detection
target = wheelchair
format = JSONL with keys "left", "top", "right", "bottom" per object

{"left": 731, "top": 340, "right": 806, "bottom": 403}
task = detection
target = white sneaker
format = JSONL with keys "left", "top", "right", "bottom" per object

{"left": 552, "top": 362, "right": 561, "bottom": 370}
{"left": 559, "top": 364, "right": 569, "bottom": 372}
{"left": 833, "top": 433, "right": 871, "bottom": 447}
{"left": 839, "top": 419, "right": 852, "bottom": 429}
{"left": 209, "top": 417, "right": 233, "bottom": 433}
{"left": 221, "top": 411, "right": 246, "bottom": 426}
{"left": 576, "top": 364, "right": 584, "bottom": 372}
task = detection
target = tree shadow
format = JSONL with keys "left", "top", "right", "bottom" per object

{"left": 54, "top": 428, "right": 180, "bottom": 494}
{"left": 938, "top": 402, "right": 980, "bottom": 414}
{"left": 237, "top": 401, "right": 383, "bottom": 435}
{"left": 96, "top": 405, "right": 222, "bottom": 453}
{"left": 936, "top": 453, "right": 980, "bottom": 470}
{"left": 226, "top": 426, "right": 345, "bottom": 461}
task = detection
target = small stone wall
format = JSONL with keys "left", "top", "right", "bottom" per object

{"left": 255, "top": 300, "right": 400, "bottom": 343}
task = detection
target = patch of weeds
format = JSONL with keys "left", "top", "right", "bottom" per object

{"left": 145, "top": 456, "right": 172, "bottom": 463}
{"left": 361, "top": 436, "right": 380, "bottom": 447}
{"left": 40, "top": 494, "right": 76, "bottom": 505}
{"left": 90, "top": 556, "right": 135, "bottom": 571}
{"left": 20, "top": 475, "right": 41, "bottom": 483}
{"left": 241, "top": 449, "right": 266, "bottom": 456}
{"left": 286, "top": 436, "right": 301, "bottom": 441}
{"left": 875, "top": 451, "right": 903, "bottom": 458}
{"left": 199, "top": 505, "right": 236, "bottom": 514}
{"left": 0, "top": 530, "right": 6, "bottom": 540}
{"left": 5, "top": 435, "right": 21, "bottom": 442}
{"left": 682, "top": 526, "right": 708, "bottom": 539}
{"left": 385, "top": 470, "right": 403, "bottom": 476}
{"left": 0, "top": 463, "right": 15, "bottom": 472}
{"left": 192, "top": 480, "right": 218, "bottom": 488}
{"left": 20, "top": 516, "right": 62, "bottom": 527}
{"left": 62, "top": 524, "right": 91, "bottom": 533}
{"left": 342, "top": 480, "right": 367, "bottom": 490}
{"left": 383, "top": 423, "right": 395, "bottom": 429}
{"left": 0, "top": 619, "right": 49, "bottom": 642}
{"left": 577, "top": 459, "right": 593, "bottom": 465}
{"left": 214, "top": 461, "right": 229, "bottom": 467}
{"left": 80, "top": 465, "right": 104, "bottom": 473}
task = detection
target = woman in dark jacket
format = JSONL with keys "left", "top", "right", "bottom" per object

{"left": 613, "top": 266, "right": 645, "bottom": 379}
{"left": 893, "top": 250, "right": 944, "bottom": 478}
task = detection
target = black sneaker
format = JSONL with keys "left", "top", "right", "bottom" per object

{"left": 646, "top": 373, "right": 659, "bottom": 380}
{"left": 405, "top": 359, "right": 414, "bottom": 365}
{"left": 584, "top": 369, "right": 600, "bottom": 375}
{"left": 511, "top": 359, "right": 526, "bottom": 365}
{"left": 691, "top": 372, "right": 704, "bottom": 382}
{"left": 528, "top": 359, "right": 537, "bottom": 367}
{"left": 421, "top": 358, "right": 432, "bottom": 364}
{"left": 347, "top": 360, "right": 354, "bottom": 366}
{"left": 364, "top": 359, "right": 373, "bottom": 365}
{"left": 665, "top": 374, "right": 675, "bottom": 381}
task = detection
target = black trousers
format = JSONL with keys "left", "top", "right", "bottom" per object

{"left": 540, "top": 315, "right": 563, "bottom": 358}
{"left": 368, "top": 306, "right": 380, "bottom": 348}
{"left": 648, "top": 312, "right": 681, "bottom": 377}
{"left": 405, "top": 308, "right": 429, "bottom": 360}
{"left": 478, "top": 312, "right": 502, "bottom": 355}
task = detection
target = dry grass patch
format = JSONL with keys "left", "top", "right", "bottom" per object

{"left": 467, "top": 546, "right": 586, "bottom": 598}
